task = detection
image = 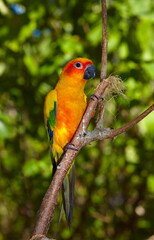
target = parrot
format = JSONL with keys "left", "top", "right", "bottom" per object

{"left": 44, "top": 58, "right": 96, "bottom": 227}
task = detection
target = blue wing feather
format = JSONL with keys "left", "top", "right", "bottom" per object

{"left": 47, "top": 121, "right": 53, "bottom": 142}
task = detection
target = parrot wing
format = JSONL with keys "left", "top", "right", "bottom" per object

{"left": 44, "top": 90, "right": 57, "bottom": 175}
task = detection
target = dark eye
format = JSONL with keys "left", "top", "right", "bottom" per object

{"left": 74, "top": 62, "right": 83, "bottom": 69}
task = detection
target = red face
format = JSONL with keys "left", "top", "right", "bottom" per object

{"left": 62, "top": 58, "right": 96, "bottom": 81}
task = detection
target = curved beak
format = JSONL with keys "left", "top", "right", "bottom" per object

{"left": 83, "top": 65, "right": 96, "bottom": 80}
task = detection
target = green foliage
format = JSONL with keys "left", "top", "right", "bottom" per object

{"left": 0, "top": 0, "right": 154, "bottom": 240}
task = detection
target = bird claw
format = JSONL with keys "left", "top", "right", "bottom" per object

{"left": 82, "top": 131, "right": 87, "bottom": 136}
{"left": 89, "top": 94, "right": 99, "bottom": 101}
{"left": 89, "top": 94, "right": 104, "bottom": 102}
{"left": 64, "top": 143, "right": 78, "bottom": 151}
{"left": 98, "top": 97, "right": 104, "bottom": 102}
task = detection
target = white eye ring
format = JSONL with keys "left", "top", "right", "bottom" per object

{"left": 74, "top": 62, "right": 83, "bottom": 69}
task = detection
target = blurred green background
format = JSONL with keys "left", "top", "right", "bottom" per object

{"left": 0, "top": 0, "right": 154, "bottom": 239}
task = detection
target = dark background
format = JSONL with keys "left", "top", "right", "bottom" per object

{"left": 0, "top": 0, "right": 154, "bottom": 239}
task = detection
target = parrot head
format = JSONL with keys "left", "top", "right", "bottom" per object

{"left": 59, "top": 58, "right": 96, "bottom": 87}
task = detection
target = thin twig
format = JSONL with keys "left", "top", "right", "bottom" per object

{"left": 101, "top": 0, "right": 107, "bottom": 81}
{"left": 104, "top": 104, "right": 154, "bottom": 139}
{"left": 96, "top": 0, "right": 108, "bottom": 128}
{"left": 84, "top": 104, "right": 154, "bottom": 144}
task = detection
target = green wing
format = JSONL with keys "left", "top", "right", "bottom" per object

{"left": 47, "top": 101, "right": 57, "bottom": 143}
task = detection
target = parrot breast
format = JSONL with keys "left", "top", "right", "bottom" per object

{"left": 52, "top": 87, "right": 87, "bottom": 155}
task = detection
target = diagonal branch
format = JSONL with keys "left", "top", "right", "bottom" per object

{"left": 32, "top": 77, "right": 110, "bottom": 236}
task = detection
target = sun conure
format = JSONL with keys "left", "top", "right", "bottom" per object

{"left": 44, "top": 58, "right": 96, "bottom": 227}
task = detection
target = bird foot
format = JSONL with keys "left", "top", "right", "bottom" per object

{"left": 89, "top": 94, "right": 98, "bottom": 101}
{"left": 64, "top": 143, "right": 78, "bottom": 152}
{"left": 82, "top": 131, "right": 87, "bottom": 136}
{"left": 89, "top": 94, "right": 104, "bottom": 102}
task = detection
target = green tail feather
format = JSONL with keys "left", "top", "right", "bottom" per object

{"left": 62, "top": 175, "right": 70, "bottom": 223}
{"left": 68, "top": 163, "right": 75, "bottom": 227}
